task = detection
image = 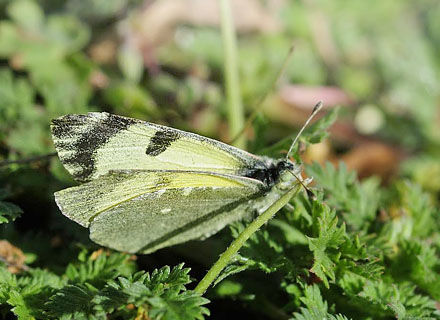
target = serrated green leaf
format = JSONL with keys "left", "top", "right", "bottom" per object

{"left": 45, "top": 284, "right": 103, "bottom": 320}
{"left": 8, "top": 289, "right": 35, "bottom": 320}
{"left": 307, "top": 162, "right": 381, "bottom": 230}
{"left": 65, "top": 251, "right": 135, "bottom": 286}
{"left": 353, "top": 280, "right": 438, "bottom": 318}
{"left": 148, "top": 291, "right": 210, "bottom": 320}
{"left": 94, "top": 264, "right": 209, "bottom": 320}
{"left": 292, "top": 285, "right": 351, "bottom": 320}
{"left": 391, "top": 240, "right": 440, "bottom": 300}
{"left": 396, "top": 181, "right": 438, "bottom": 238}
{"left": 308, "top": 202, "right": 345, "bottom": 288}
{"left": 0, "top": 266, "right": 64, "bottom": 319}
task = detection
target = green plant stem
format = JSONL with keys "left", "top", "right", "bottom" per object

{"left": 228, "top": 44, "right": 295, "bottom": 145}
{"left": 0, "top": 152, "right": 57, "bottom": 167}
{"left": 220, "top": 0, "right": 245, "bottom": 149}
{"left": 194, "top": 185, "right": 301, "bottom": 294}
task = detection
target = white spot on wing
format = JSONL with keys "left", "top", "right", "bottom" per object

{"left": 182, "top": 187, "right": 192, "bottom": 196}
{"left": 161, "top": 208, "right": 171, "bottom": 214}
{"left": 156, "top": 189, "right": 166, "bottom": 197}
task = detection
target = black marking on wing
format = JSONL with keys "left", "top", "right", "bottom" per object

{"left": 145, "top": 130, "right": 180, "bottom": 156}
{"left": 155, "top": 174, "right": 172, "bottom": 188}
{"left": 51, "top": 113, "right": 136, "bottom": 181}
{"left": 138, "top": 190, "right": 264, "bottom": 253}
{"left": 51, "top": 117, "right": 77, "bottom": 140}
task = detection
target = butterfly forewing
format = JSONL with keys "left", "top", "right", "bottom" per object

{"left": 51, "top": 113, "right": 266, "bottom": 182}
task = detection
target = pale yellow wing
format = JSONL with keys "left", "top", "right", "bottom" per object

{"left": 51, "top": 112, "right": 267, "bottom": 182}
{"left": 54, "top": 170, "right": 268, "bottom": 253}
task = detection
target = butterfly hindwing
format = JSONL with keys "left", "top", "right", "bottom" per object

{"left": 54, "top": 170, "right": 273, "bottom": 253}
{"left": 51, "top": 113, "right": 266, "bottom": 182}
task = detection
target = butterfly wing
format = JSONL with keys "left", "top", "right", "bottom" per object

{"left": 51, "top": 112, "right": 267, "bottom": 182}
{"left": 54, "top": 170, "right": 277, "bottom": 253}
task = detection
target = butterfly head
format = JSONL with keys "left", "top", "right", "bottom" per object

{"left": 245, "top": 158, "right": 298, "bottom": 189}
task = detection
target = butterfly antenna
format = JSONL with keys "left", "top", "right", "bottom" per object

{"left": 229, "top": 44, "right": 295, "bottom": 144}
{"left": 285, "top": 101, "right": 323, "bottom": 160}
{"left": 287, "top": 169, "right": 316, "bottom": 200}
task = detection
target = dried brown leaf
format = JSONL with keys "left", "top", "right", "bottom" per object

{"left": 0, "top": 240, "right": 28, "bottom": 273}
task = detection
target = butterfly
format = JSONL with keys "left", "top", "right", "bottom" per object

{"left": 51, "top": 104, "right": 320, "bottom": 253}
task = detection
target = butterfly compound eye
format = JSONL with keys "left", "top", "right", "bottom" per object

{"left": 277, "top": 160, "right": 294, "bottom": 172}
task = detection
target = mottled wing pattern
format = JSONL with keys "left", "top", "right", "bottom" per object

{"left": 51, "top": 112, "right": 266, "bottom": 182}
{"left": 54, "top": 170, "right": 268, "bottom": 253}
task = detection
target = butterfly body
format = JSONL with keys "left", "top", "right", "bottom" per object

{"left": 51, "top": 112, "right": 301, "bottom": 253}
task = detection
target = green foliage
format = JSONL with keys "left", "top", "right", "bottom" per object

{"left": 259, "top": 106, "right": 339, "bottom": 159}
{"left": 65, "top": 251, "right": 135, "bottom": 286}
{"left": 308, "top": 202, "right": 346, "bottom": 288}
{"left": 0, "top": 0, "right": 439, "bottom": 319}
{"left": 0, "top": 267, "right": 65, "bottom": 319}
{"left": 43, "top": 264, "right": 209, "bottom": 320}
{"left": 94, "top": 265, "right": 209, "bottom": 320}
{"left": 0, "top": 251, "right": 208, "bottom": 320}
{"left": 45, "top": 284, "right": 99, "bottom": 320}
{"left": 212, "top": 161, "right": 439, "bottom": 319}
{"left": 0, "top": 188, "right": 23, "bottom": 223}
{"left": 292, "top": 285, "right": 350, "bottom": 320}
{"left": 307, "top": 162, "right": 381, "bottom": 231}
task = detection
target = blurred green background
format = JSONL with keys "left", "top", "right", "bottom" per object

{"left": 0, "top": 0, "right": 439, "bottom": 318}
{"left": 0, "top": 0, "right": 439, "bottom": 189}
